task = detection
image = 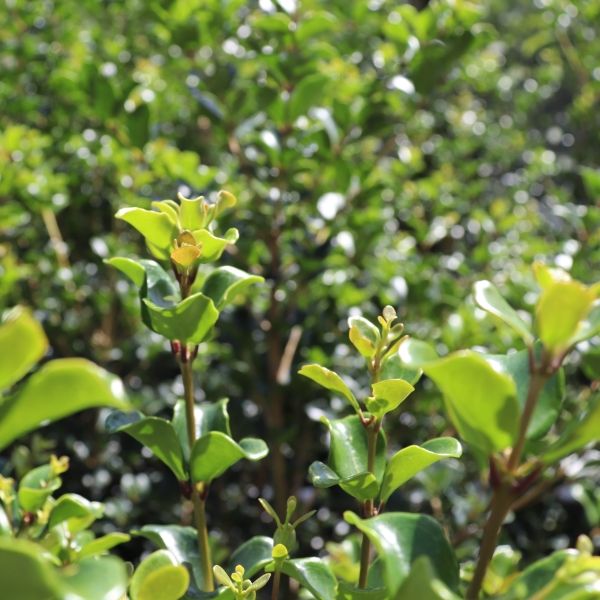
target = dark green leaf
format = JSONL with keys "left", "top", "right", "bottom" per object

{"left": 201, "top": 266, "right": 263, "bottom": 309}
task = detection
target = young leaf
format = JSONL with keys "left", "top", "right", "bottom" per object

{"left": 380, "top": 438, "right": 462, "bottom": 502}
{"left": 367, "top": 379, "right": 415, "bottom": 418}
{"left": 473, "top": 280, "right": 533, "bottom": 345}
{"left": 116, "top": 207, "right": 178, "bottom": 260}
{"left": 344, "top": 512, "right": 459, "bottom": 596}
{"left": 298, "top": 365, "right": 360, "bottom": 413}
{"left": 48, "top": 493, "right": 103, "bottom": 531}
{"left": 0, "top": 306, "right": 48, "bottom": 391}
{"left": 78, "top": 533, "right": 131, "bottom": 559}
{"left": 18, "top": 465, "right": 62, "bottom": 512}
{"left": 348, "top": 316, "right": 380, "bottom": 358}
{"left": 106, "top": 412, "right": 187, "bottom": 481}
{"left": 104, "top": 257, "right": 147, "bottom": 288}
{"left": 0, "top": 359, "right": 129, "bottom": 450}
{"left": 192, "top": 228, "right": 239, "bottom": 262}
{"left": 130, "top": 550, "right": 190, "bottom": 600}
{"left": 190, "top": 432, "right": 268, "bottom": 483}
{"left": 266, "top": 558, "right": 338, "bottom": 600}
{"left": 423, "top": 351, "right": 519, "bottom": 455}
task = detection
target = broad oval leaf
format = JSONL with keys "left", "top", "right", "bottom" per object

{"left": 398, "top": 338, "right": 438, "bottom": 369}
{"left": 106, "top": 411, "right": 187, "bottom": 481}
{"left": 130, "top": 550, "right": 190, "bottom": 600}
{"left": 393, "top": 557, "right": 460, "bottom": 600}
{"left": 267, "top": 558, "right": 338, "bottom": 600}
{"left": 380, "top": 438, "right": 462, "bottom": 502}
{"left": 344, "top": 512, "right": 459, "bottom": 595}
{"left": 192, "top": 229, "right": 239, "bottom": 263}
{"left": 309, "top": 461, "right": 380, "bottom": 502}
{"left": 423, "top": 351, "right": 519, "bottom": 454}
{"left": 379, "top": 352, "right": 422, "bottom": 386}
{"left": 473, "top": 281, "right": 533, "bottom": 344}
{"left": 367, "top": 379, "right": 414, "bottom": 418}
{"left": 48, "top": 493, "right": 103, "bottom": 531}
{"left": 201, "top": 266, "right": 263, "bottom": 309}
{"left": 348, "top": 316, "right": 380, "bottom": 358}
{"left": 18, "top": 464, "right": 61, "bottom": 512}
{"left": 61, "top": 556, "right": 129, "bottom": 600}
{"left": 104, "top": 257, "right": 147, "bottom": 288}
{"left": 0, "top": 306, "right": 48, "bottom": 391}
{"left": 0, "top": 358, "right": 129, "bottom": 450}
{"left": 190, "top": 432, "right": 268, "bottom": 483}
{"left": 116, "top": 207, "right": 178, "bottom": 259}
{"left": 227, "top": 536, "right": 273, "bottom": 578}
{"left": 298, "top": 365, "right": 360, "bottom": 413}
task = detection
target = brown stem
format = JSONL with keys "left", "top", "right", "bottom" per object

{"left": 180, "top": 358, "right": 214, "bottom": 592}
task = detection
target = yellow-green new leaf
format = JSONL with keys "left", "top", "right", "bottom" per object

{"left": 116, "top": 207, "right": 178, "bottom": 260}
{"left": 298, "top": 364, "right": 360, "bottom": 413}
{"left": 348, "top": 316, "right": 380, "bottom": 358}
{"left": 367, "top": 379, "right": 415, "bottom": 418}
{"left": 0, "top": 307, "right": 48, "bottom": 391}
{"left": 0, "top": 359, "right": 129, "bottom": 450}
{"left": 130, "top": 550, "right": 189, "bottom": 600}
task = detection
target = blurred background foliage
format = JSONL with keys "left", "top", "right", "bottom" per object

{"left": 1, "top": 0, "right": 599, "bottom": 575}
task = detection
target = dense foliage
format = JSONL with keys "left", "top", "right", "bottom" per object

{"left": 1, "top": 0, "right": 599, "bottom": 598}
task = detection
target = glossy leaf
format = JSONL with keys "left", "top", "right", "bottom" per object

{"left": 78, "top": 533, "right": 131, "bottom": 559}
{"left": 130, "top": 550, "right": 190, "bottom": 600}
{"left": 192, "top": 229, "right": 239, "bottom": 262}
{"left": 172, "top": 398, "right": 231, "bottom": 461}
{"left": 267, "top": 558, "right": 337, "bottom": 600}
{"left": 0, "top": 306, "right": 48, "bottom": 391}
{"left": 348, "top": 316, "right": 380, "bottom": 358}
{"left": 61, "top": 556, "right": 128, "bottom": 600}
{"left": 344, "top": 512, "right": 459, "bottom": 595}
{"left": 18, "top": 465, "right": 61, "bottom": 512}
{"left": 487, "top": 349, "right": 564, "bottom": 440}
{"left": 0, "top": 358, "right": 128, "bottom": 450}
{"left": 336, "top": 581, "right": 388, "bottom": 600}
{"left": 423, "top": 351, "right": 519, "bottom": 454}
{"left": 367, "top": 379, "right": 414, "bottom": 418}
{"left": 227, "top": 536, "right": 273, "bottom": 578}
{"left": 379, "top": 353, "right": 422, "bottom": 386}
{"left": 541, "top": 395, "right": 600, "bottom": 464}
{"left": 201, "top": 266, "right": 263, "bottom": 309}
{"left": 398, "top": 338, "right": 439, "bottom": 369}
{"left": 106, "top": 411, "right": 187, "bottom": 480}
{"left": 0, "top": 538, "right": 62, "bottom": 599}
{"left": 104, "top": 257, "right": 147, "bottom": 288}
{"left": 310, "top": 415, "right": 386, "bottom": 501}
{"left": 190, "top": 432, "right": 268, "bottom": 483}
{"left": 116, "top": 207, "right": 177, "bottom": 259}
{"left": 48, "top": 493, "right": 103, "bottom": 531}
{"left": 393, "top": 557, "right": 460, "bottom": 600}
{"left": 380, "top": 437, "right": 462, "bottom": 502}
{"left": 298, "top": 364, "right": 360, "bottom": 413}
{"left": 473, "top": 280, "right": 533, "bottom": 344}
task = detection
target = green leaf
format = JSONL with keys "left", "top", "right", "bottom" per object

{"left": 0, "top": 538, "right": 62, "bottom": 599}
{"left": 289, "top": 73, "right": 330, "bottom": 120}
{"left": 172, "top": 398, "right": 231, "bottom": 461}
{"left": 380, "top": 438, "right": 462, "bottom": 502}
{"left": 344, "top": 512, "right": 459, "bottom": 595}
{"left": 336, "top": 581, "right": 388, "bottom": 600}
{"left": 423, "top": 351, "right": 519, "bottom": 454}
{"left": 298, "top": 364, "right": 360, "bottom": 413}
{"left": 267, "top": 558, "right": 338, "bottom": 600}
{"left": 0, "top": 358, "right": 129, "bottom": 450}
{"left": 393, "top": 557, "right": 460, "bottom": 600}
{"left": 106, "top": 412, "right": 187, "bottom": 481}
{"left": 61, "top": 556, "right": 128, "bottom": 600}
{"left": 536, "top": 280, "right": 596, "bottom": 353}
{"left": 348, "top": 316, "right": 380, "bottom": 358}
{"left": 116, "top": 207, "right": 178, "bottom": 259}
{"left": 379, "top": 353, "right": 422, "bottom": 386}
{"left": 541, "top": 395, "right": 600, "bottom": 464}
{"left": 78, "top": 533, "right": 131, "bottom": 559}
{"left": 398, "top": 338, "right": 439, "bottom": 369}
{"left": 192, "top": 229, "right": 239, "bottom": 263}
{"left": 367, "top": 379, "right": 414, "bottom": 418}
{"left": 0, "top": 306, "right": 48, "bottom": 391}
{"left": 130, "top": 550, "right": 190, "bottom": 600}
{"left": 190, "top": 432, "right": 268, "bottom": 483}
{"left": 134, "top": 525, "right": 203, "bottom": 590}
{"left": 18, "top": 465, "right": 61, "bottom": 512}
{"left": 226, "top": 536, "right": 273, "bottom": 578}
{"left": 104, "top": 257, "right": 147, "bottom": 287}
{"left": 473, "top": 281, "right": 533, "bottom": 344}
{"left": 48, "top": 494, "right": 103, "bottom": 532}
{"left": 201, "top": 266, "right": 263, "bottom": 309}
{"left": 309, "top": 416, "right": 386, "bottom": 501}
{"left": 487, "top": 350, "right": 564, "bottom": 440}
{"left": 127, "top": 103, "right": 150, "bottom": 149}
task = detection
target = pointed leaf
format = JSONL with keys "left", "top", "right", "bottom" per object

{"left": 381, "top": 438, "right": 462, "bottom": 502}
{"left": 202, "top": 266, "right": 263, "bottom": 309}
{"left": 344, "top": 512, "right": 459, "bottom": 595}
{"left": 106, "top": 412, "right": 187, "bottom": 481}
{"left": 190, "top": 432, "right": 268, "bottom": 483}
{"left": 367, "top": 379, "right": 414, "bottom": 418}
{"left": 116, "top": 207, "right": 178, "bottom": 259}
{"left": 0, "top": 358, "right": 128, "bottom": 450}
{"left": 0, "top": 306, "right": 48, "bottom": 391}
{"left": 298, "top": 365, "right": 360, "bottom": 413}
{"left": 78, "top": 533, "right": 131, "bottom": 559}
{"left": 423, "top": 351, "right": 519, "bottom": 454}
{"left": 267, "top": 558, "right": 337, "bottom": 600}
{"left": 473, "top": 281, "right": 533, "bottom": 344}
{"left": 130, "top": 550, "right": 190, "bottom": 600}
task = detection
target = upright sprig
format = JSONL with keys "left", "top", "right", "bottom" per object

{"left": 300, "top": 306, "right": 462, "bottom": 592}
{"left": 107, "top": 192, "right": 266, "bottom": 592}
{"left": 402, "top": 263, "right": 600, "bottom": 598}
